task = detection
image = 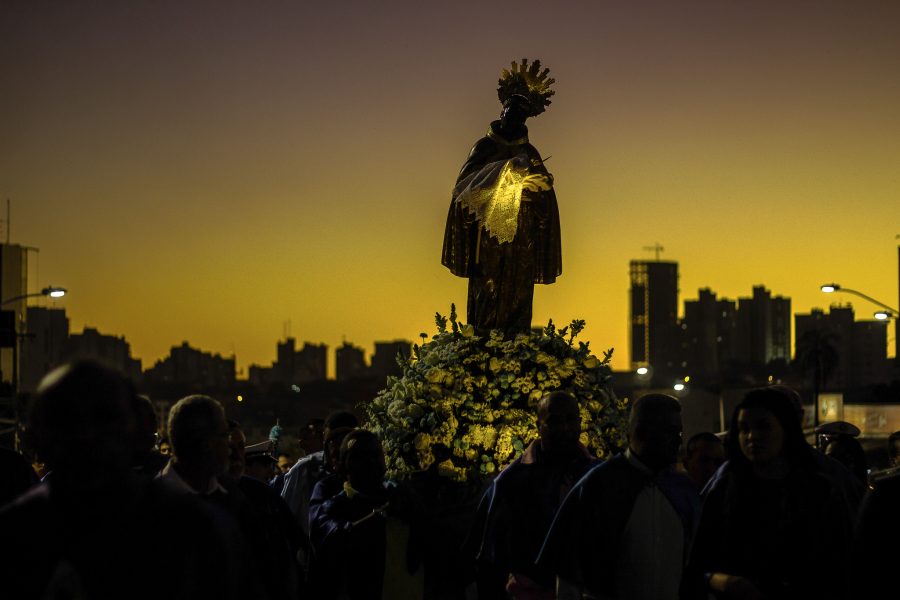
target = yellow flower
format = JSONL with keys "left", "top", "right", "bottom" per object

{"left": 414, "top": 433, "right": 432, "bottom": 451}
{"left": 425, "top": 368, "right": 446, "bottom": 384}
{"left": 418, "top": 450, "right": 435, "bottom": 470}
{"left": 536, "top": 352, "right": 554, "bottom": 365}
{"left": 437, "top": 459, "right": 468, "bottom": 482}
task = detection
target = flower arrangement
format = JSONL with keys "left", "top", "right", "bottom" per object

{"left": 364, "top": 306, "right": 629, "bottom": 484}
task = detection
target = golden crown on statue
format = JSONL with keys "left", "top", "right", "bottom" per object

{"left": 497, "top": 58, "right": 556, "bottom": 117}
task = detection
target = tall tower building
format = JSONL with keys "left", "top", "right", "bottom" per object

{"left": 370, "top": 340, "right": 412, "bottom": 380}
{"left": 0, "top": 243, "right": 27, "bottom": 384}
{"left": 682, "top": 288, "right": 723, "bottom": 377}
{"left": 295, "top": 343, "right": 327, "bottom": 383}
{"left": 629, "top": 260, "right": 679, "bottom": 376}
{"left": 336, "top": 342, "right": 367, "bottom": 381}
{"left": 20, "top": 306, "right": 69, "bottom": 392}
{"left": 795, "top": 306, "right": 889, "bottom": 388}
{"left": 734, "top": 286, "right": 791, "bottom": 366}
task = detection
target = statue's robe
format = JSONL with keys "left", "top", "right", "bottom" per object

{"left": 441, "top": 121, "right": 561, "bottom": 335}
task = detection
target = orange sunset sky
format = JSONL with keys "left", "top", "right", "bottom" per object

{"left": 3, "top": 0, "right": 899, "bottom": 377}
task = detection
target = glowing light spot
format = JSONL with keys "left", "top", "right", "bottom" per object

{"left": 237, "top": 395, "right": 243, "bottom": 402}
{"left": 673, "top": 383, "right": 685, "bottom": 392}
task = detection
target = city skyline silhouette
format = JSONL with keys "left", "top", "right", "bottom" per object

{"left": 4, "top": 1, "right": 899, "bottom": 374}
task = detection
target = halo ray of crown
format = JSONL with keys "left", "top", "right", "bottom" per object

{"left": 497, "top": 58, "right": 555, "bottom": 117}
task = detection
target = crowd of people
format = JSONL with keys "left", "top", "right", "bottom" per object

{"left": 0, "top": 359, "right": 897, "bottom": 599}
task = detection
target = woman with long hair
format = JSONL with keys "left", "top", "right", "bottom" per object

{"left": 684, "top": 387, "right": 853, "bottom": 599}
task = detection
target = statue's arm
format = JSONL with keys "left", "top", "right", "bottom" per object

{"left": 456, "top": 138, "right": 496, "bottom": 182}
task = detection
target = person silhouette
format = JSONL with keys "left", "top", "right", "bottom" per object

{"left": 684, "top": 388, "right": 854, "bottom": 600}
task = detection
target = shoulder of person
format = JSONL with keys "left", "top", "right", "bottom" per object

{"left": 288, "top": 450, "right": 324, "bottom": 474}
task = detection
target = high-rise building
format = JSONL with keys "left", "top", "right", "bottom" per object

{"left": 370, "top": 340, "right": 412, "bottom": 380}
{"left": 629, "top": 260, "right": 679, "bottom": 376}
{"left": 64, "top": 327, "right": 142, "bottom": 382}
{"left": 336, "top": 342, "right": 367, "bottom": 381}
{"left": 795, "top": 306, "right": 889, "bottom": 389}
{"left": 143, "top": 341, "right": 233, "bottom": 389}
{"left": 259, "top": 338, "right": 328, "bottom": 385}
{"left": 0, "top": 243, "right": 27, "bottom": 384}
{"left": 734, "top": 286, "right": 791, "bottom": 366}
{"left": 276, "top": 337, "right": 297, "bottom": 383}
{"left": 681, "top": 289, "right": 741, "bottom": 381}
{"left": 295, "top": 343, "right": 327, "bottom": 383}
{"left": 20, "top": 306, "right": 69, "bottom": 392}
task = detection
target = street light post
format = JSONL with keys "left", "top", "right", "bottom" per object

{"left": 820, "top": 281, "right": 900, "bottom": 383}
{"left": 820, "top": 283, "right": 899, "bottom": 316}
{"left": 1, "top": 286, "right": 67, "bottom": 306}
{"left": 0, "top": 285, "right": 68, "bottom": 450}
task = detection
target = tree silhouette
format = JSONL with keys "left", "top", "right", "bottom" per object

{"left": 794, "top": 328, "right": 840, "bottom": 426}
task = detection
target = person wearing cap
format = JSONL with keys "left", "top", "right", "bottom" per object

{"left": 817, "top": 421, "right": 868, "bottom": 487}
{"left": 244, "top": 446, "right": 277, "bottom": 484}
{"left": 227, "top": 420, "right": 301, "bottom": 600}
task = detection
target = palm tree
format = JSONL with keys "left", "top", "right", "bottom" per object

{"left": 794, "top": 328, "right": 840, "bottom": 427}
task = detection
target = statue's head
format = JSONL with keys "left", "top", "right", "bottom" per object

{"left": 500, "top": 94, "right": 532, "bottom": 129}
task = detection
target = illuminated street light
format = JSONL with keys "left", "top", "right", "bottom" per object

{"left": 1, "top": 285, "right": 68, "bottom": 306}
{"left": 0, "top": 284, "right": 68, "bottom": 451}
{"left": 673, "top": 383, "right": 685, "bottom": 392}
{"left": 636, "top": 366, "right": 649, "bottom": 375}
{"left": 819, "top": 283, "right": 898, "bottom": 315}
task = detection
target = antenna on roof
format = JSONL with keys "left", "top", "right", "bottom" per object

{"left": 642, "top": 243, "right": 665, "bottom": 261}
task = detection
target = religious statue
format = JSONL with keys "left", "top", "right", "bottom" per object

{"left": 442, "top": 59, "right": 562, "bottom": 335}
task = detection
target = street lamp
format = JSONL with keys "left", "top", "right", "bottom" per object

{"left": 1, "top": 285, "right": 67, "bottom": 306}
{"left": 0, "top": 285, "right": 68, "bottom": 450}
{"left": 820, "top": 283, "right": 899, "bottom": 315}
{"left": 820, "top": 281, "right": 899, "bottom": 394}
